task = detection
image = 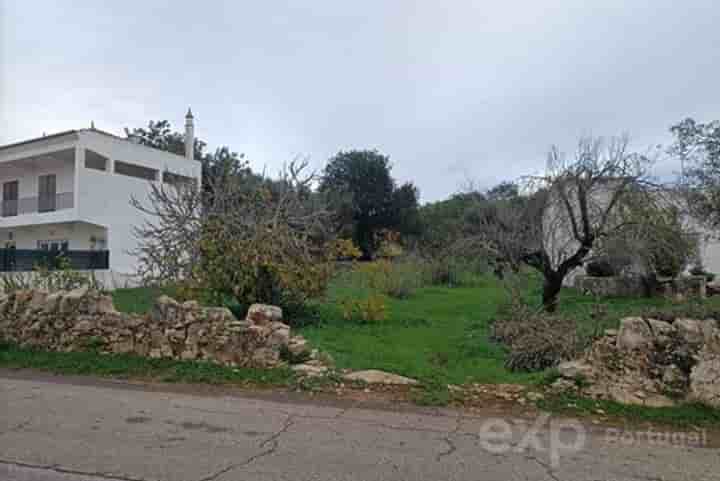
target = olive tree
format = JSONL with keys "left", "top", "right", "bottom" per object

{"left": 477, "top": 135, "right": 672, "bottom": 311}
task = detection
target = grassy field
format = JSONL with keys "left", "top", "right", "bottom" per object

{"left": 297, "top": 270, "right": 707, "bottom": 386}
{"left": 109, "top": 269, "right": 718, "bottom": 388}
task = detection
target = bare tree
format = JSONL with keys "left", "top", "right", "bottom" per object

{"left": 478, "top": 135, "right": 669, "bottom": 311}
{"left": 130, "top": 158, "right": 336, "bottom": 308}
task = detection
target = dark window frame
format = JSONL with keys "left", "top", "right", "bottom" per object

{"left": 114, "top": 161, "right": 158, "bottom": 181}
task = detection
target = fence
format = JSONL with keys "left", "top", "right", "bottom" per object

{"left": 0, "top": 249, "right": 109, "bottom": 272}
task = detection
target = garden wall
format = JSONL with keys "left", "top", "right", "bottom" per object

{"left": 574, "top": 275, "right": 706, "bottom": 299}
{"left": 0, "top": 288, "right": 309, "bottom": 368}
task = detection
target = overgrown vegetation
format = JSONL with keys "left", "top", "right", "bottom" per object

{"left": 0, "top": 341, "right": 294, "bottom": 386}
{"left": 0, "top": 256, "right": 102, "bottom": 294}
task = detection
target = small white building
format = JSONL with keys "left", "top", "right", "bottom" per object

{"left": 0, "top": 111, "right": 201, "bottom": 287}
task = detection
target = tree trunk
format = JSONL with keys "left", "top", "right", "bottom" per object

{"left": 542, "top": 276, "right": 563, "bottom": 313}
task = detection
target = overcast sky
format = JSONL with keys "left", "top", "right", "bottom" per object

{"left": 1, "top": 1, "right": 718, "bottom": 202}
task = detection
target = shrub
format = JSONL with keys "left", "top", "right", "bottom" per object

{"left": 355, "top": 259, "right": 421, "bottom": 299}
{"left": 491, "top": 301, "right": 581, "bottom": 372}
{"left": 0, "top": 256, "right": 102, "bottom": 294}
{"left": 341, "top": 294, "right": 387, "bottom": 323}
{"left": 422, "top": 255, "right": 488, "bottom": 287}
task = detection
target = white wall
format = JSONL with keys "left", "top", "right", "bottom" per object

{"left": 76, "top": 131, "right": 202, "bottom": 274}
{"left": 0, "top": 222, "right": 106, "bottom": 250}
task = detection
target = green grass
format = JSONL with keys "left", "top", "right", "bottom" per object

{"left": 110, "top": 271, "right": 720, "bottom": 389}
{"left": 112, "top": 286, "right": 169, "bottom": 314}
{"left": 537, "top": 392, "right": 720, "bottom": 428}
{"left": 0, "top": 342, "right": 294, "bottom": 386}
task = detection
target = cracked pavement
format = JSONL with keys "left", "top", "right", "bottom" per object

{"left": 1, "top": 374, "right": 718, "bottom": 480}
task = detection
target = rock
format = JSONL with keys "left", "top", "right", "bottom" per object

{"left": 604, "top": 329, "right": 618, "bottom": 338}
{"left": 292, "top": 363, "right": 328, "bottom": 377}
{"left": 642, "top": 394, "right": 677, "bottom": 408}
{"left": 550, "top": 378, "right": 577, "bottom": 393}
{"left": 557, "top": 361, "right": 594, "bottom": 379}
{"left": 287, "top": 337, "right": 311, "bottom": 356}
{"left": 246, "top": 304, "right": 283, "bottom": 325}
{"left": 608, "top": 386, "right": 646, "bottom": 406}
{"left": 342, "top": 370, "right": 419, "bottom": 386}
{"left": 675, "top": 319, "right": 705, "bottom": 346}
{"left": 617, "top": 317, "right": 653, "bottom": 351}
{"left": 59, "top": 287, "right": 89, "bottom": 313}
{"left": 268, "top": 325, "right": 291, "bottom": 348}
{"left": 689, "top": 351, "right": 720, "bottom": 408}
{"left": 646, "top": 319, "right": 675, "bottom": 346}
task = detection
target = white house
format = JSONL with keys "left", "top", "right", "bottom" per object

{"left": 0, "top": 111, "right": 202, "bottom": 287}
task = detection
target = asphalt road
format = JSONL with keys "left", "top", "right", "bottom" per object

{"left": 1, "top": 372, "right": 718, "bottom": 481}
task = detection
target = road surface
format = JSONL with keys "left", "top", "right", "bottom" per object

{"left": 1, "top": 371, "right": 718, "bottom": 480}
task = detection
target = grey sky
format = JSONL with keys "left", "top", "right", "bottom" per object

{"left": 1, "top": 1, "right": 718, "bottom": 202}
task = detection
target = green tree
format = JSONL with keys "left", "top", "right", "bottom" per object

{"left": 671, "top": 117, "right": 720, "bottom": 231}
{"left": 320, "top": 150, "right": 419, "bottom": 258}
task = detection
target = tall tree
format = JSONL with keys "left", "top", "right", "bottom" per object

{"left": 320, "top": 150, "right": 419, "bottom": 258}
{"left": 477, "top": 136, "right": 668, "bottom": 311}
{"left": 671, "top": 117, "right": 720, "bottom": 231}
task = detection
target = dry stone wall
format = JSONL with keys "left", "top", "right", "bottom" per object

{"left": 555, "top": 315, "right": 720, "bottom": 408}
{"left": 0, "top": 288, "right": 310, "bottom": 368}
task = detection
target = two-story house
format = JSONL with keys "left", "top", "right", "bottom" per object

{"left": 0, "top": 111, "right": 202, "bottom": 288}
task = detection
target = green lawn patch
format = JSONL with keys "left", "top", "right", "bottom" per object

{"left": 0, "top": 342, "right": 294, "bottom": 387}
{"left": 301, "top": 270, "right": 720, "bottom": 387}
{"left": 537, "top": 392, "right": 720, "bottom": 428}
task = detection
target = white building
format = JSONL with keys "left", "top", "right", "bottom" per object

{"left": 0, "top": 111, "right": 201, "bottom": 287}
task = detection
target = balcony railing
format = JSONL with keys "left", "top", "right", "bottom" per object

{"left": 1, "top": 192, "right": 74, "bottom": 217}
{"left": 0, "top": 249, "right": 110, "bottom": 272}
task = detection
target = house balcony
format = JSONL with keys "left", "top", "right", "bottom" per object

{"left": 1, "top": 192, "right": 74, "bottom": 218}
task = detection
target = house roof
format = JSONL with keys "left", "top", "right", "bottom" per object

{"left": 0, "top": 130, "right": 79, "bottom": 152}
{"left": 0, "top": 128, "right": 193, "bottom": 162}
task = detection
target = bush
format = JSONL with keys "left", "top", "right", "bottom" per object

{"left": 422, "top": 255, "right": 488, "bottom": 287}
{"left": 0, "top": 256, "right": 102, "bottom": 294}
{"left": 341, "top": 294, "right": 387, "bottom": 323}
{"left": 356, "top": 259, "right": 421, "bottom": 299}
{"left": 491, "top": 301, "right": 581, "bottom": 372}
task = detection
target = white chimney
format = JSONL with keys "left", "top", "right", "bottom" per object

{"left": 185, "top": 108, "right": 195, "bottom": 161}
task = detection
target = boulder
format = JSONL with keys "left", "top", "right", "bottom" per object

{"left": 342, "top": 370, "right": 419, "bottom": 386}
{"left": 675, "top": 319, "right": 705, "bottom": 347}
{"left": 689, "top": 351, "right": 720, "bottom": 408}
{"left": 246, "top": 304, "right": 283, "bottom": 325}
{"left": 292, "top": 363, "right": 328, "bottom": 377}
{"left": 617, "top": 317, "right": 653, "bottom": 351}
{"left": 646, "top": 319, "right": 675, "bottom": 346}
{"left": 557, "top": 361, "right": 594, "bottom": 379}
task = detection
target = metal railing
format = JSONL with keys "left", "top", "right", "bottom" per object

{"left": 0, "top": 249, "right": 109, "bottom": 272}
{"left": 0, "top": 192, "right": 74, "bottom": 217}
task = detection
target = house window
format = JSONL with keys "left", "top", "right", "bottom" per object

{"left": 37, "top": 239, "right": 69, "bottom": 252}
{"left": 162, "top": 171, "right": 196, "bottom": 187}
{"left": 85, "top": 150, "right": 108, "bottom": 171}
{"left": 2, "top": 180, "right": 19, "bottom": 217}
{"left": 38, "top": 174, "right": 57, "bottom": 212}
{"left": 114, "top": 161, "right": 158, "bottom": 181}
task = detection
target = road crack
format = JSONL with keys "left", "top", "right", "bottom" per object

{"left": 197, "top": 414, "right": 295, "bottom": 481}
{"left": 0, "top": 459, "right": 148, "bottom": 481}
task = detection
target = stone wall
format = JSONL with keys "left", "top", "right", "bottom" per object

{"left": 574, "top": 275, "right": 647, "bottom": 298}
{"left": 574, "top": 274, "right": 707, "bottom": 299}
{"left": 556, "top": 316, "right": 720, "bottom": 408}
{"left": 0, "top": 288, "right": 311, "bottom": 368}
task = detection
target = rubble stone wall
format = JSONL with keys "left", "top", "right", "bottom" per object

{"left": 0, "top": 288, "right": 309, "bottom": 368}
{"left": 556, "top": 315, "right": 720, "bottom": 408}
